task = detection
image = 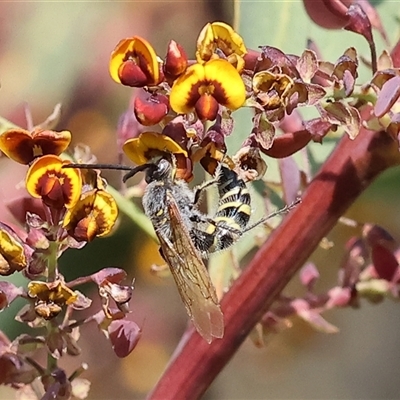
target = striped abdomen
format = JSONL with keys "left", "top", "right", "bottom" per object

{"left": 192, "top": 166, "right": 252, "bottom": 254}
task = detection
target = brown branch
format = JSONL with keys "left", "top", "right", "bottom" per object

{"left": 148, "top": 107, "right": 400, "bottom": 399}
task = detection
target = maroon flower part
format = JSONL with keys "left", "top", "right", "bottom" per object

{"left": 91, "top": 308, "right": 141, "bottom": 358}
{"left": 164, "top": 40, "right": 188, "bottom": 82}
{"left": 374, "top": 76, "right": 400, "bottom": 118}
{"left": 302, "top": 118, "right": 334, "bottom": 143}
{"left": 362, "top": 224, "right": 399, "bottom": 282}
{"left": 91, "top": 268, "right": 133, "bottom": 317}
{"left": 299, "top": 262, "right": 320, "bottom": 291}
{"left": 6, "top": 197, "right": 47, "bottom": 227}
{"left": 0, "top": 351, "right": 39, "bottom": 387}
{"left": 133, "top": 93, "right": 170, "bottom": 126}
{"left": 0, "top": 281, "right": 24, "bottom": 311}
{"left": 41, "top": 368, "right": 72, "bottom": 400}
{"left": 108, "top": 319, "right": 142, "bottom": 358}
{"left": 338, "top": 237, "right": 368, "bottom": 289}
{"left": 303, "top": 0, "right": 351, "bottom": 30}
{"left": 46, "top": 326, "right": 81, "bottom": 359}
{"left": 318, "top": 47, "right": 358, "bottom": 97}
{"left": 291, "top": 298, "right": 339, "bottom": 333}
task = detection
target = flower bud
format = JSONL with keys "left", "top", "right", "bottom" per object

{"left": 133, "top": 94, "right": 169, "bottom": 126}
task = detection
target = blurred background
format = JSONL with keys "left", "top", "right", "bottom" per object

{"left": 1, "top": 1, "right": 400, "bottom": 399}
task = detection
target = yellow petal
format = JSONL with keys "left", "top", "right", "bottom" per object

{"left": 26, "top": 155, "right": 82, "bottom": 209}
{"left": 109, "top": 36, "right": 159, "bottom": 86}
{"left": 64, "top": 190, "right": 118, "bottom": 242}
{"left": 196, "top": 22, "right": 247, "bottom": 63}
{"left": 170, "top": 59, "right": 246, "bottom": 115}
{"left": 123, "top": 132, "right": 187, "bottom": 165}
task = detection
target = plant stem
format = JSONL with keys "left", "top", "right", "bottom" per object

{"left": 148, "top": 107, "right": 400, "bottom": 399}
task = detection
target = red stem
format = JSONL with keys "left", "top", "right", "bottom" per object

{"left": 148, "top": 109, "right": 400, "bottom": 399}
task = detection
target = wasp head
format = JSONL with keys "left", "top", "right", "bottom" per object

{"left": 122, "top": 157, "right": 175, "bottom": 183}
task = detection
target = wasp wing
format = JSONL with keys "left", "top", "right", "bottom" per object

{"left": 156, "top": 191, "right": 224, "bottom": 343}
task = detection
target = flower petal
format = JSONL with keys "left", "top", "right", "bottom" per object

{"left": 0, "top": 128, "right": 72, "bottom": 165}
{"left": 123, "top": 131, "right": 187, "bottom": 165}
{"left": 0, "top": 223, "right": 28, "bottom": 276}
{"left": 63, "top": 190, "right": 118, "bottom": 242}
{"left": 0, "top": 128, "right": 34, "bottom": 164}
{"left": 26, "top": 155, "right": 82, "bottom": 209}
{"left": 109, "top": 36, "right": 160, "bottom": 86}
{"left": 196, "top": 22, "right": 247, "bottom": 64}
{"left": 170, "top": 59, "right": 245, "bottom": 115}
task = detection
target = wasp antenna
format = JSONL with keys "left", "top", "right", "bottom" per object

{"left": 122, "top": 163, "right": 155, "bottom": 183}
{"left": 63, "top": 163, "right": 133, "bottom": 171}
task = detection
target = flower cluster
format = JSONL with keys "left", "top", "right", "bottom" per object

{"left": 0, "top": 121, "right": 138, "bottom": 398}
{"left": 108, "top": 19, "right": 400, "bottom": 185}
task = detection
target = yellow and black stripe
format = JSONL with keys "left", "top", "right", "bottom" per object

{"left": 192, "top": 166, "right": 252, "bottom": 254}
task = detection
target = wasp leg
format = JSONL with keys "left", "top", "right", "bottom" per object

{"left": 243, "top": 198, "right": 301, "bottom": 233}
{"left": 193, "top": 178, "right": 219, "bottom": 205}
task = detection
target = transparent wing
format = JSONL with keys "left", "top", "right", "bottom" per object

{"left": 156, "top": 191, "right": 224, "bottom": 343}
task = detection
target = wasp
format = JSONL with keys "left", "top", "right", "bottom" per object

{"left": 66, "top": 158, "right": 224, "bottom": 342}
{"left": 133, "top": 158, "right": 224, "bottom": 343}
{"left": 65, "top": 158, "right": 299, "bottom": 343}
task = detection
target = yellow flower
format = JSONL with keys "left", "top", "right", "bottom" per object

{"left": 109, "top": 36, "right": 161, "bottom": 87}
{"left": 196, "top": 22, "right": 247, "bottom": 72}
{"left": 63, "top": 189, "right": 118, "bottom": 242}
{"left": 169, "top": 59, "right": 246, "bottom": 121}
{"left": 123, "top": 131, "right": 187, "bottom": 165}
{"left": 0, "top": 223, "right": 28, "bottom": 276}
{"left": 26, "top": 155, "right": 82, "bottom": 210}
{"left": 0, "top": 128, "right": 71, "bottom": 165}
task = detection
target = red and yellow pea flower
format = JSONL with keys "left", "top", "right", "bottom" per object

{"left": 109, "top": 36, "right": 162, "bottom": 87}
{"left": 122, "top": 130, "right": 192, "bottom": 180}
{"left": 123, "top": 131, "right": 188, "bottom": 165}
{"left": 196, "top": 22, "right": 247, "bottom": 71}
{"left": 63, "top": 188, "right": 118, "bottom": 243}
{"left": 169, "top": 58, "right": 246, "bottom": 121}
{"left": 62, "top": 166, "right": 118, "bottom": 242}
{"left": 0, "top": 222, "right": 30, "bottom": 276}
{"left": 25, "top": 155, "right": 82, "bottom": 210}
{"left": 0, "top": 128, "right": 71, "bottom": 165}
